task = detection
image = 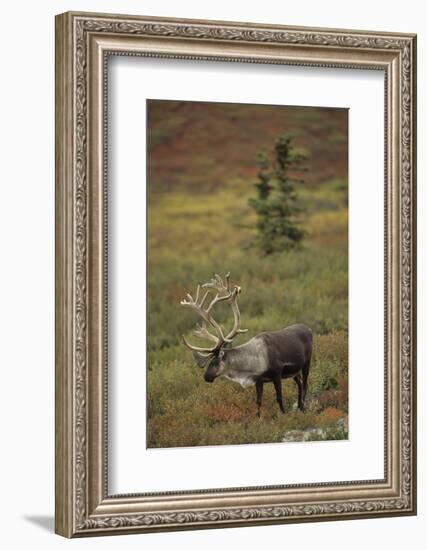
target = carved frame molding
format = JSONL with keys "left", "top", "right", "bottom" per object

{"left": 55, "top": 11, "right": 416, "bottom": 537}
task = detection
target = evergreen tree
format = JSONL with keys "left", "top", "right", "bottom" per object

{"left": 249, "top": 134, "right": 306, "bottom": 255}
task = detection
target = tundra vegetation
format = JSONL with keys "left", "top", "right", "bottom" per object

{"left": 147, "top": 100, "right": 348, "bottom": 448}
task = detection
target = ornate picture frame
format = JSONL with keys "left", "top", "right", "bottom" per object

{"left": 55, "top": 11, "right": 417, "bottom": 537}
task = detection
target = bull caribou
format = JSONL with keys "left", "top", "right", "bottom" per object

{"left": 180, "top": 273, "right": 312, "bottom": 415}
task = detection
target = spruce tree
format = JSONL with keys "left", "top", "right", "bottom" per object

{"left": 249, "top": 134, "right": 306, "bottom": 255}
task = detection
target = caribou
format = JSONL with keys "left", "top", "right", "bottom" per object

{"left": 180, "top": 273, "right": 312, "bottom": 415}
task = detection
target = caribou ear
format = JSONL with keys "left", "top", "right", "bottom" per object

{"left": 192, "top": 351, "right": 212, "bottom": 369}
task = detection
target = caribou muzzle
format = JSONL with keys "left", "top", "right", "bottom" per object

{"left": 204, "top": 371, "right": 216, "bottom": 383}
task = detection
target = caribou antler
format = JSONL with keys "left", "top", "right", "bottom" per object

{"left": 193, "top": 323, "right": 220, "bottom": 344}
{"left": 202, "top": 273, "right": 248, "bottom": 341}
{"left": 180, "top": 273, "right": 248, "bottom": 354}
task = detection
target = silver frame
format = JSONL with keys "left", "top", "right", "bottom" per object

{"left": 55, "top": 11, "right": 417, "bottom": 537}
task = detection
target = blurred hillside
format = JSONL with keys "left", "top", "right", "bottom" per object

{"left": 147, "top": 99, "right": 348, "bottom": 194}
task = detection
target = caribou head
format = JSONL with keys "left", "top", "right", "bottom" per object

{"left": 180, "top": 273, "right": 247, "bottom": 383}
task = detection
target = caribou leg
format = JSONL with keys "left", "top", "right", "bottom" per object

{"left": 273, "top": 376, "right": 285, "bottom": 413}
{"left": 255, "top": 380, "right": 264, "bottom": 417}
{"left": 301, "top": 363, "right": 309, "bottom": 410}
{"left": 294, "top": 374, "right": 305, "bottom": 411}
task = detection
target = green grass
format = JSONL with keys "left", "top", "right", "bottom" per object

{"left": 146, "top": 101, "right": 348, "bottom": 448}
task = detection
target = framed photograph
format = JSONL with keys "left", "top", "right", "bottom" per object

{"left": 55, "top": 11, "right": 417, "bottom": 537}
